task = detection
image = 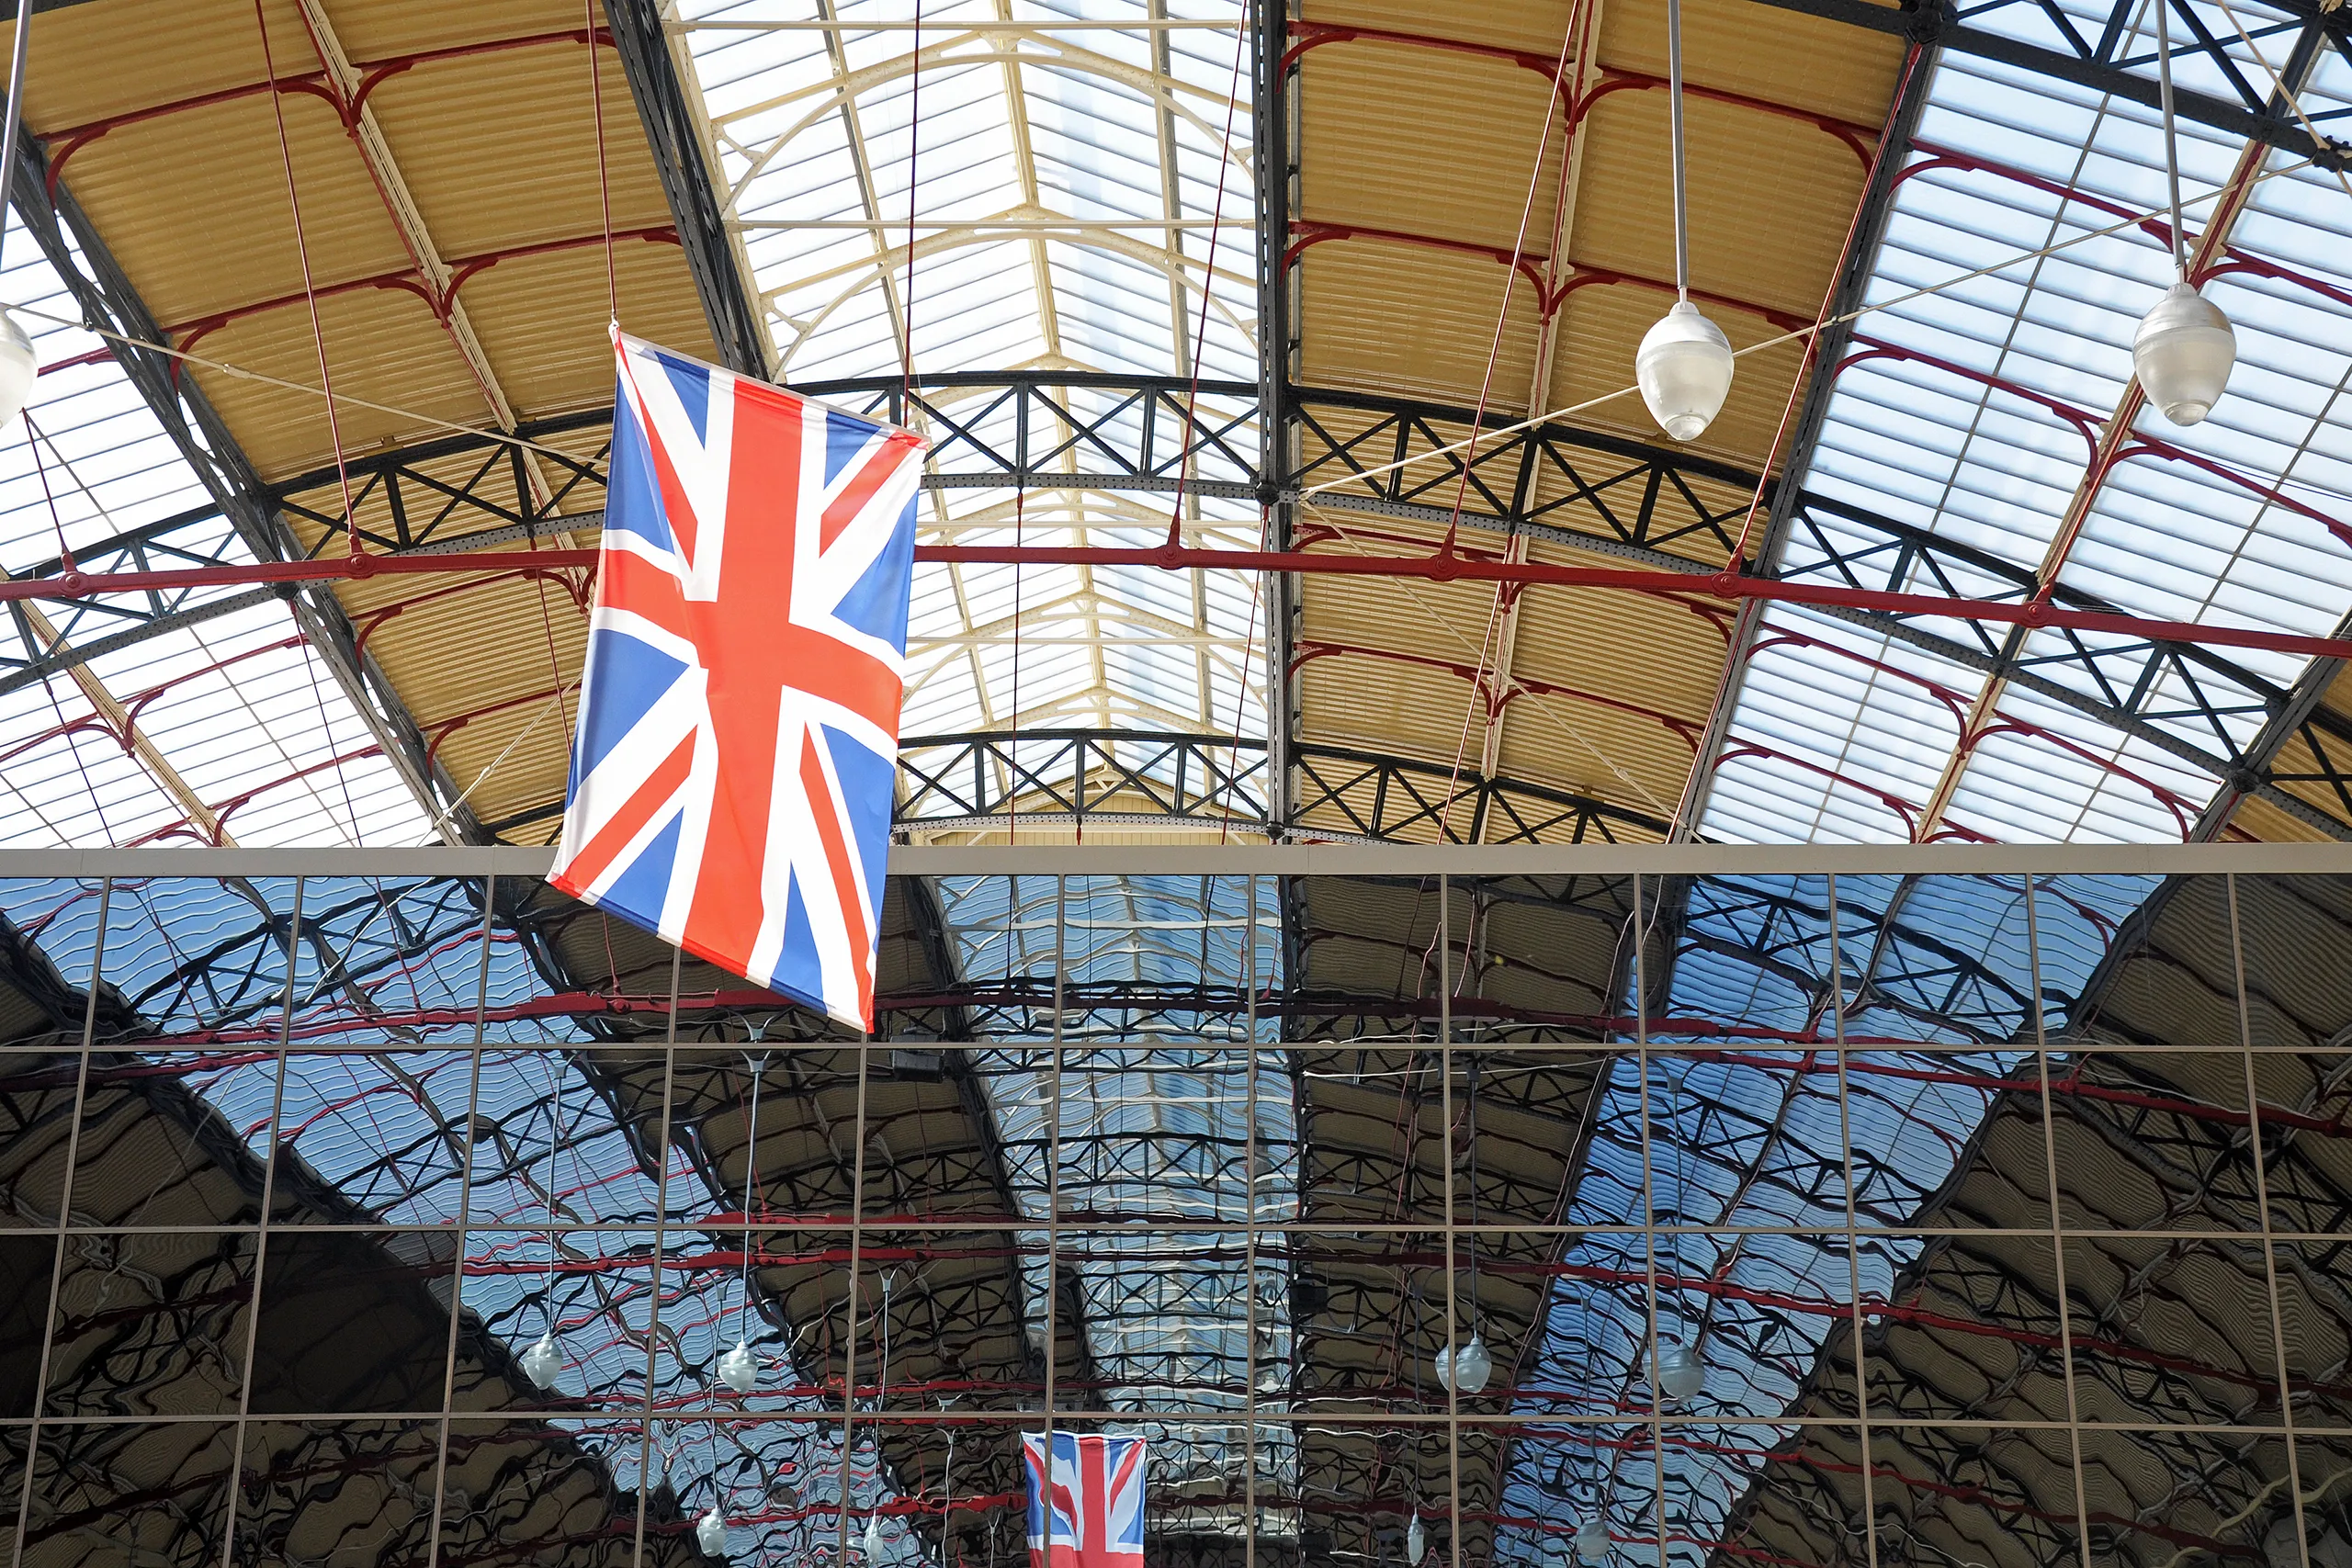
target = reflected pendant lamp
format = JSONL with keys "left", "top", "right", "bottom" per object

{"left": 696, "top": 1507, "right": 729, "bottom": 1558}
{"left": 1576, "top": 1518, "right": 1612, "bottom": 1564}
{"left": 717, "top": 1338, "right": 759, "bottom": 1394}
{"left": 1656, "top": 1337, "right": 1706, "bottom": 1402}
{"left": 1635, "top": 0, "right": 1733, "bottom": 443}
{"left": 721, "top": 1056, "right": 769, "bottom": 1395}
{"left": 1435, "top": 1332, "right": 1493, "bottom": 1395}
{"left": 1408, "top": 1514, "right": 1429, "bottom": 1566}
{"left": 2134, "top": 0, "right": 2233, "bottom": 425}
{"left": 519, "top": 1330, "right": 563, "bottom": 1391}
{"left": 865, "top": 1514, "right": 887, "bottom": 1559}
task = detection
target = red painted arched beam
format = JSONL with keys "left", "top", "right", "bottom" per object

{"left": 1292, "top": 636, "right": 1707, "bottom": 750}
{"left": 1285, "top": 220, "right": 1813, "bottom": 331}
{"left": 1899, "top": 141, "right": 2352, "bottom": 312}
{"left": 40, "top": 26, "right": 611, "bottom": 193}
{"left": 1280, "top": 18, "right": 1879, "bottom": 166}
{"left": 121, "top": 743, "right": 386, "bottom": 847}
{"left": 1747, "top": 622, "right": 2206, "bottom": 833}
{"left": 423, "top": 678, "right": 581, "bottom": 771}
{"left": 162, "top": 226, "right": 678, "bottom": 362}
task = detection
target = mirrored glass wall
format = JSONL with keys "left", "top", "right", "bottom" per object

{"left": 0, "top": 861, "right": 2346, "bottom": 1568}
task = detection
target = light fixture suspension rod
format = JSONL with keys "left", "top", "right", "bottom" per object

{"left": 740, "top": 1054, "right": 765, "bottom": 1344}
{"left": 2156, "top": 0, "right": 2188, "bottom": 278}
{"left": 0, "top": 0, "right": 29, "bottom": 269}
{"left": 539, "top": 1056, "right": 566, "bottom": 1335}
{"left": 1667, "top": 0, "right": 1690, "bottom": 301}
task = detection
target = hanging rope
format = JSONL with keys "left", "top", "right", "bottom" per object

{"left": 901, "top": 0, "right": 922, "bottom": 399}
{"left": 252, "top": 0, "right": 359, "bottom": 562}
{"left": 587, "top": 0, "right": 617, "bottom": 324}
{"left": 1159, "top": 9, "right": 1251, "bottom": 551}
{"left": 1428, "top": 0, "right": 1595, "bottom": 847}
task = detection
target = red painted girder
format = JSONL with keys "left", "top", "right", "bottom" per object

{"left": 9, "top": 542, "right": 2352, "bottom": 663}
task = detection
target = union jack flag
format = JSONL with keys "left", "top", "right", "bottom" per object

{"left": 1024, "top": 1433, "right": 1147, "bottom": 1568}
{"left": 548, "top": 331, "right": 927, "bottom": 1030}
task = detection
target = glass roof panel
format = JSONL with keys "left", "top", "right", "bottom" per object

{"left": 71, "top": 873, "right": 927, "bottom": 1562}
{"left": 674, "top": 1, "right": 1263, "bottom": 800}
{"left": 0, "top": 213, "right": 432, "bottom": 848}
{"left": 1700, "top": 13, "right": 2352, "bottom": 845}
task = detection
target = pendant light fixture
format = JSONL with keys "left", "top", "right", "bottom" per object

{"left": 718, "top": 1055, "right": 769, "bottom": 1395}
{"left": 1655, "top": 1065, "right": 1707, "bottom": 1404}
{"left": 1575, "top": 1518, "right": 1612, "bottom": 1564}
{"left": 1408, "top": 1513, "right": 1429, "bottom": 1566}
{"left": 864, "top": 1512, "right": 887, "bottom": 1559}
{"left": 2133, "top": 0, "right": 2233, "bottom": 425}
{"left": 1635, "top": 0, "right": 1734, "bottom": 443}
{"left": 695, "top": 1506, "right": 729, "bottom": 1558}
{"left": 715, "top": 1338, "right": 757, "bottom": 1394}
{"left": 0, "top": 0, "right": 39, "bottom": 434}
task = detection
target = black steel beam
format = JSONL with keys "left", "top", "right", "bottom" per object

{"left": 18, "top": 346, "right": 2350, "bottom": 840}
{"left": 1743, "top": 0, "right": 2351, "bottom": 168}
{"left": 892, "top": 728, "right": 1673, "bottom": 844}
{"left": 1261, "top": 0, "right": 1301, "bottom": 839}
{"left": 598, "top": 0, "right": 770, "bottom": 378}
{"left": 805, "top": 373, "right": 1261, "bottom": 498}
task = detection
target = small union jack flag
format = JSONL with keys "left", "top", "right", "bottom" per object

{"left": 548, "top": 331, "right": 927, "bottom": 1030}
{"left": 1024, "top": 1433, "right": 1147, "bottom": 1568}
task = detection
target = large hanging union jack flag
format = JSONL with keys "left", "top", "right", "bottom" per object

{"left": 1024, "top": 1433, "right": 1147, "bottom": 1568}
{"left": 548, "top": 331, "right": 927, "bottom": 1030}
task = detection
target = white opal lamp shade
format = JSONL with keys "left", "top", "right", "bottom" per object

{"left": 1656, "top": 1338, "right": 1706, "bottom": 1402}
{"left": 0, "top": 312, "right": 33, "bottom": 434}
{"left": 696, "top": 1507, "right": 729, "bottom": 1558}
{"left": 1636, "top": 300, "right": 1735, "bottom": 443}
{"left": 2134, "top": 280, "right": 2235, "bottom": 427}
{"left": 1448, "top": 1333, "right": 1492, "bottom": 1395}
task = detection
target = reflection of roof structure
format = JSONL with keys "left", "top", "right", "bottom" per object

{"left": 1721, "top": 872, "right": 2352, "bottom": 1568}
{"left": 0, "top": 1032, "right": 688, "bottom": 1568}
{"left": 9, "top": 846, "right": 2352, "bottom": 1568}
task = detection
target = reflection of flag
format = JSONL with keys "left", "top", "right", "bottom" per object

{"left": 1024, "top": 1433, "right": 1146, "bottom": 1568}
{"left": 548, "top": 332, "right": 926, "bottom": 1030}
